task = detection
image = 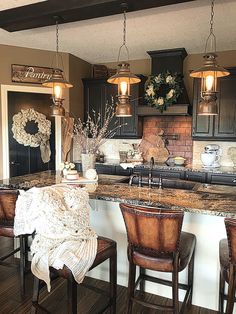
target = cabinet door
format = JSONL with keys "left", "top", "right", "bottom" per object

{"left": 208, "top": 173, "right": 236, "bottom": 186}
{"left": 185, "top": 171, "right": 207, "bottom": 182}
{"left": 104, "top": 83, "right": 121, "bottom": 137}
{"left": 192, "top": 79, "right": 214, "bottom": 138}
{"left": 119, "top": 84, "right": 140, "bottom": 138}
{"left": 83, "top": 80, "right": 106, "bottom": 119}
{"left": 96, "top": 164, "right": 115, "bottom": 175}
{"left": 214, "top": 68, "right": 236, "bottom": 138}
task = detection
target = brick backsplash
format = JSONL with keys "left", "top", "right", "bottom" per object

{"left": 143, "top": 116, "right": 193, "bottom": 163}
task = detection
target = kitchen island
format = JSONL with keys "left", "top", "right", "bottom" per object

{"left": 1, "top": 170, "right": 235, "bottom": 312}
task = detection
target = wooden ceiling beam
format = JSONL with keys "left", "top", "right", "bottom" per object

{"left": 0, "top": 0, "right": 195, "bottom": 32}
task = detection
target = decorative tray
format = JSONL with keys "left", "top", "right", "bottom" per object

{"left": 61, "top": 177, "right": 98, "bottom": 184}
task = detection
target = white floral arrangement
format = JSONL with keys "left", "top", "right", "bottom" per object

{"left": 12, "top": 108, "right": 51, "bottom": 147}
{"left": 144, "top": 72, "right": 183, "bottom": 112}
{"left": 59, "top": 161, "right": 75, "bottom": 171}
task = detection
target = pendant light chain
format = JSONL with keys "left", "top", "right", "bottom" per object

{"left": 209, "top": 0, "right": 214, "bottom": 36}
{"left": 205, "top": 0, "right": 216, "bottom": 53}
{"left": 55, "top": 20, "right": 59, "bottom": 68}
{"left": 56, "top": 20, "right": 59, "bottom": 54}
{"left": 123, "top": 10, "right": 126, "bottom": 46}
{"left": 117, "top": 9, "right": 129, "bottom": 62}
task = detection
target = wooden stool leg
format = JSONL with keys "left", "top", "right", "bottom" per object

{"left": 31, "top": 276, "right": 40, "bottom": 314}
{"left": 226, "top": 264, "right": 236, "bottom": 314}
{"left": 127, "top": 262, "right": 136, "bottom": 314}
{"left": 139, "top": 267, "right": 145, "bottom": 294}
{"left": 24, "top": 236, "right": 29, "bottom": 268}
{"left": 219, "top": 271, "right": 225, "bottom": 314}
{"left": 110, "top": 248, "right": 117, "bottom": 314}
{"left": 19, "top": 235, "right": 25, "bottom": 296}
{"left": 172, "top": 256, "right": 179, "bottom": 314}
{"left": 188, "top": 249, "right": 195, "bottom": 306}
{"left": 67, "top": 277, "right": 77, "bottom": 314}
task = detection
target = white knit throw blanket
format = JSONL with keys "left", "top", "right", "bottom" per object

{"left": 14, "top": 184, "right": 97, "bottom": 292}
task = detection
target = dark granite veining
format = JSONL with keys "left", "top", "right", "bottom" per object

{"left": 1, "top": 171, "right": 236, "bottom": 218}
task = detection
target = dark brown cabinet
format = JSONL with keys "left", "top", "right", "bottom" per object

{"left": 207, "top": 173, "right": 236, "bottom": 186}
{"left": 192, "top": 67, "right": 236, "bottom": 140}
{"left": 185, "top": 171, "right": 207, "bottom": 183}
{"left": 135, "top": 167, "right": 185, "bottom": 180}
{"left": 83, "top": 76, "right": 145, "bottom": 139}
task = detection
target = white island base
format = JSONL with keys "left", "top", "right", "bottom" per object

{"left": 88, "top": 199, "right": 231, "bottom": 312}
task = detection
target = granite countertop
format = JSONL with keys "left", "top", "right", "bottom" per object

{"left": 1, "top": 170, "right": 236, "bottom": 218}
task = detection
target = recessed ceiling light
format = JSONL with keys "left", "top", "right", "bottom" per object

{"left": 0, "top": 0, "right": 47, "bottom": 11}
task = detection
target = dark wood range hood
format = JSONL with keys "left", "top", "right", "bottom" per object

{"left": 138, "top": 48, "right": 190, "bottom": 116}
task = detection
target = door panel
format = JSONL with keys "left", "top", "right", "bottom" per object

{"left": 8, "top": 91, "right": 55, "bottom": 177}
{"left": 214, "top": 71, "right": 236, "bottom": 138}
{"left": 192, "top": 79, "right": 214, "bottom": 138}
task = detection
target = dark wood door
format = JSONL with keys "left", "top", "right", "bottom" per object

{"left": 192, "top": 68, "right": 236, "bottom": 140}
{"left": 214, "top": 68, "right": 236, "bottom": 138}
{"left": 104, "top": 82, "right": 121, "bottom": 137}
{"left": 83, "top": 79, "right": 106, "bottom": 120}
{"left": 8, "top": 91, "right": 55, "bottom": 177}
{"left": 119, "top": 83, "right": 142, "bottom": 138}
{"left": 192, "top": 79, "right": 214, "bottom": 138}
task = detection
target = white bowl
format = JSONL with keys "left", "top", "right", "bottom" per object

{"left": 174, "top": 157, "right": 186, "bottom": 166}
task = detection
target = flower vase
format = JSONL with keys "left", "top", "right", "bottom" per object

{"left": 81, "top": 153, "right": 96, "bottom": 177}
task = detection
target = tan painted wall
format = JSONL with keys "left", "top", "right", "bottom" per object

{"left": 69, "top": 54, "right": 92, "bottom": 120}
{"left": 0, "top": 44, "right": 91, "bottom": 178}
{"left": 104, "top": 49, "right": 236, "bottom": 103}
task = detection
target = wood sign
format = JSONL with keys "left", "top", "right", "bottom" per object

{"left": 11, "top": 64, "right": 54, "bottom": 84}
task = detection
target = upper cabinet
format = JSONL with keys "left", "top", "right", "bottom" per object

{"left": 192, "top": 67, "right": 236, "bottom": 140}
{"left": 83, "top": 76, "right": 146, "bottom": 139}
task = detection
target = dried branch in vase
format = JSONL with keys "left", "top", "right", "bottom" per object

{"left": 74, "top": 100, "right": 126, "bottom": 154}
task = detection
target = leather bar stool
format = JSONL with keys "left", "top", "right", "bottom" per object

{"left": 0, "top": 189, "right": 29, "bottom": 296}
{"left": 120, "top": 203, "right": 196, "bottom": 314}
{"left": 31, "top": 236, "right": 117, "bottom": 314}
{"left": 219, "top": 218, "right": 236, "bottom": 314}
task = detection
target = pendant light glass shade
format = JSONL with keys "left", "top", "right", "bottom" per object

{"left": 190, "top": 53, "right": 229, "bottom": 99}
{"left": 107, "top": 63, "right": 140, "bottom": 114}
{"left": 107, "top": 6, "right": 140, "bottom": 117}
{"left": 190, "top": 0, "right": 229, "bottom": 115}
{"left": 42, "top": 19, "right": 73, "bottom": 116}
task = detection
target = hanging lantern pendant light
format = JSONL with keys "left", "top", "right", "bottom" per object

{"left": 42, "top": 17, "right": 73, "bottom": 116}
{"left": 190, "top": 0, "right": 229, "bottom": 115}
{"left": 107, "top": 4, "right": 140, "bottom": 117}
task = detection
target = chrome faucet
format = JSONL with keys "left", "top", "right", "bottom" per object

{"left": 148, "top": 171, "right": 153, "bottom": 188}
{"left": 129, "top": 174, "right": 136, "bottom": 186}
{"left": 138, "top": 173, "right": 142, "bottom": 187}
{"left": 159, "top": 174, "right": 163, "bottom": 189}
{"left": 148, "top": 157, "right": 154, "bottom": 188}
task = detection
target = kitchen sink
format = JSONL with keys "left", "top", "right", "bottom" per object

{"left": 123, "top": 176, "right": 197, "bottom": 191}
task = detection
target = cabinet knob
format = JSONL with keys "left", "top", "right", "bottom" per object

{"left": 10, "top": 161, "right": 20, "bottom": 165}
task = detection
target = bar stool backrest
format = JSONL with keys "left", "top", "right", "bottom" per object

{"left": 120, "top": 203, "right": 184, "bottom": 255}
{"left": 225, "top": 218, "right": 236, "bottom": 265}
{"left": 0, "top": 189, "right": 18, "bottom": 226}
